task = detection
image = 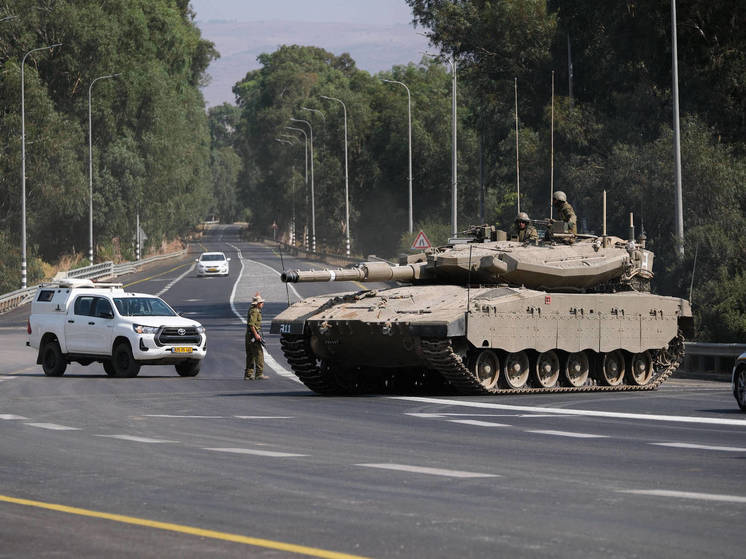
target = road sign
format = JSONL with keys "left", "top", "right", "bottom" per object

{"left": 411, "top": 230, "right": 432, "bottom": 250}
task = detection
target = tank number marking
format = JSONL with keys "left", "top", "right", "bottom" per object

{"left": 545, "top": 296, "right": 551, "bottom": 304}
{"left": 279, "top": 323, "right": 292, "bottom": 334}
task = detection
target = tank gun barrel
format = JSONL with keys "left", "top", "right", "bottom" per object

{"left": 282, "top": 261, "right": 418, "bottom": 283}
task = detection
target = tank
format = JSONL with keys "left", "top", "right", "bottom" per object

{"left": 270, "top": 225, "right": 693, "bottom": 395}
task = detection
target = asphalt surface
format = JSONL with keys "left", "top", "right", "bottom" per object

{"left": 1, "top": 224, "right": 744, "bottom": 559}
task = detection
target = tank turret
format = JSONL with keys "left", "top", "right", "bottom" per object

{"left": 281, "top": 231, "right": 654, "bottom": 293}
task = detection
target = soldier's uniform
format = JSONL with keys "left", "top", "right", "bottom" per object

{"left": 245, "top": 296, "right": 266, "bottom": 379}
{"left": 553, "top": 191, "right": 577, "bottom": 234}
{"left": 511, "top": 212, "right": 539, "bottom": 242}
{"left": 514, "top": 223, "right": 539, "bottom": 242}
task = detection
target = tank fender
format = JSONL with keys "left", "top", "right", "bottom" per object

{"left": 408, "top": 316, "right": 466, "bottom": 338}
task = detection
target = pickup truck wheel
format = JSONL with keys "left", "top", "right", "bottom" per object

{"left": 102, "top": 360, "right": 116, "bottom": 377}
{"left": 112, "top": 343, "right": 141, "bottom": 378}
{"left": 41, "top": 341, "right": 67, "bottom": 377}
{"left": 175, "top": 360, "right": 201, "bottom": 377}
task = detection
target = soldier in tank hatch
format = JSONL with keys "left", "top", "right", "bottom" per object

{"left": 245, "top": 293, "right": 267, "bottom": 380}
{"left": 511, "top": 212, "right": 539, "bottom": 242}
{"left": 552, "top": 191, "right": 577, "bottom": 234}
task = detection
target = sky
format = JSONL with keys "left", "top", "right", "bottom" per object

{"left": 189, "top": 0, "right": 415, "bottom": 25}
{"left": 188, "top": 0, "right": 428, "bottom": 107}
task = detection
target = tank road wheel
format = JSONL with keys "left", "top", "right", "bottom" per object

{"left": 628, "top": 351, "right": 653, "bottom": 386}
{"left": 472, "top": 350, "right": 500, "bottom": 389}
{"left": 600, "top": 350, "right": 626, "bottom": 386}
{"left": 532, "top": 350, "right": 560, "bottom": 388}
{"left": 563, "top": 351, "right": 590, "bottom": 387}
{"left": 501, "top": 351, "right": 530, "bottom": 389}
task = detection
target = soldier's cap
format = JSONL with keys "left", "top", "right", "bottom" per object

{"left": 251, "top": 294, "right": 264, "bottom": 305}
{"left": 516, "top": 211, "right": 530, "bottom": 223}
{"left": 553, "top": 191, "right": 567, "bottom": 202}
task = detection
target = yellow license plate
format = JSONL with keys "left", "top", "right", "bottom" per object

{"left": 173, "top": 347, "right": 193, "bottom": 354}
{"left": 208, "top": 268, "right": 217, "bottom": 272}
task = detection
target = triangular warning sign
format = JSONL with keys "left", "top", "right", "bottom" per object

{"left": 411, "top": 230, "right": 432, "bottom": 250}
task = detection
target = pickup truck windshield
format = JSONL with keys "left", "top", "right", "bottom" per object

{"left": 113, "top": 297, "right": 177, "bottom": 317}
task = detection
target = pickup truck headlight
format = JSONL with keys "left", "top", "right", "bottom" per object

{"left": 133, "top": 324, "right": 159, "bottom": 335}
{"left": 196, "top": 325, "right": 205, "bottom": 334}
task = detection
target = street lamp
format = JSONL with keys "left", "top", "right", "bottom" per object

{"left": 301, "top": 106, "right": 325, "bottom": 121}
{"left": 275, "top": 139, "right": 296, "bottom": 245}
{"left": 21, "top": 43, "right": 62, "bottom": 289}
{"left": 383, "top": 79, "right": 413, "bottom": 233}
{"left": 289, "top": 118, "right": 316, "bottom": 253}
{"left": 320, "top": 95, "right": 350, "bottom": 257}
{"left": 88, "top": 73, "right": 120, "bottom": 264}
{"left": 286, "top": 126, "right": 310, "bottom": 250}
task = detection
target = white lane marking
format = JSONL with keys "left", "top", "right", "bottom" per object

{"left": 143, "top": 414, "right": 225, "bottom": 419}
{"left": 226, "top": 243, "right": 300, "bottom": 384}
{"left": 156, "top": 262, "right": 196, "bottom": 297}
{"left": 96, "top": 435, "right": 177, "bottom": 443}
{"left": 406, "top": 412, "right": 572, "bottom": 419}
{"left": 0, "top": 377, "right": 19, "bottom": 383}
{"left": 618, "top": 490, "right": 746, "bottom": 504}
{"left": 185, "top": 298, "right": 203, "bottom": 302}
{"left": 652, "top": 442, "right": 746, "bottom": 452}
{"left": 233, "top": 416, "right": 295, "bottom": 420}
{"left": 0, "top": 414, "right": 28, "bottom": 420}
{"left": 356, "top": 463, "right": 498, "bottom": 478}
{"left": 25, "top": 423, "right": 81, "bottom": 431}
{"left": 391, "top": 396, "right": 746, "bottom": 427}
{"left": 447, "top": 419, "right": 511, "bottom": 427}
{"left": 204, "top": 448, "right": 307, "bottom": 457}
{"left": 526, "top": 430, "right": 609, "bottom": 439}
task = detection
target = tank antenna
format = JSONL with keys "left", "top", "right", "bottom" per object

{"left": 602, "top": 190, "right": 607, "bottom": 246}
{"left": 550, "top": 70, "right": 554, "bottom": 220}
{"left": 689, "top": 242, "right": 698, "bottom": 302}
{"left": 515, "top": 77, "right": 520, "bottom": 213}
{"left": 466, "top": 244, "right": 473, "bottom": 320}
{"left": 628, "top": 212, "right": 635, "bottom": 242}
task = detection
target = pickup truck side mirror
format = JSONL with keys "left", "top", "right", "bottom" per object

{"left": 102, "top": 311, "right": 115, "bottom": 319}
{"left": 227, "top": 257, "right": 231, "bottom": 262}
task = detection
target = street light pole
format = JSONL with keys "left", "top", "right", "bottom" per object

{"left": 21, "top": 43, "right": 62, "bottom": 289}
{"left": 275, "top": 138, "right": 296, "bottom": 245}
{"left": 88, "top": 73, "right": 120, "bottom": 264}
{"left": 320, "top": 95, "right": 350, "bottom": 257}
{"left": 671, "top": 0, "right": 684, "bottom": 257}
{"left": 286, "top": 126, "right": 309, "bottom": 250}
{"left": 383, "top": 79, "right": 413, "bottom": 233}
{"left": 290, "top": 118, "right": 315, "bottom": 253}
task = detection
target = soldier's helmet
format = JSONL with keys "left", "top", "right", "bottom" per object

{"left": 553, "top": 191, "right": 567, "bottom": 202}
{"left": 516, "top": 212, "right": 530, "bottom": 223}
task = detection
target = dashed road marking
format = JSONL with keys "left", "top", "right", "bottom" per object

{"left": 392, "top": 396, "right": 746, "bottom": 427}
{"left": 96, "top": 435, "right": 178, "bottom": 443}
{"left": 143, "top": 414, "right": 225, "bottom": 419}
{"left": 618, "top": 490, "right": 746, "bottom": 504}
{"left": 526, "top": 430, "right": 609, "bottom": 439}
{"left": 356, "top": 463, "right": 498, "bottom": 479}
{"left": 447, "top": 419, "right": 511, "bottom": 427}
{"left": 0, "top": 414, "right": 28, "bottom": 420}
{"left": 205, "top": 448, "right": 307, "bottom": 458}
{"left": 651, "top": 442, "right": 746, "bottom": 452}
{"left": 25, "top": 423, "right": 81, "bottom": 431}
{"left": 233, "top": 416, "right": 295, "bottom": 420}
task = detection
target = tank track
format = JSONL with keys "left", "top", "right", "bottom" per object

{"left": 420, "top": 334, "right": 685, "bottom": 395}
{"left": 280, "top": 333, "right": 685, "bottom": 396}
{"left": 279, "top": 334, "right": 347, "bottom": 395}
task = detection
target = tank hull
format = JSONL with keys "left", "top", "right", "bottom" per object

{"left": 271, "top": 285, "right": 691, "bottom": 395}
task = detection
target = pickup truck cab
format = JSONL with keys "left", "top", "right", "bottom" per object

{"left": 27, "top": 279, "right": 206, "bottom": 377}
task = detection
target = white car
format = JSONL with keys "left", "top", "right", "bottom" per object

{"left": 196, "top": 252, "right": 231, "bottom": 277}
{"left": 732, "top": 352, "right": 746, "bottom": 411}
{"left": 27, "top": 279, "right": 206, "bottom": 378}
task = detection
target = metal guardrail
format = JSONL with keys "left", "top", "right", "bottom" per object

{"left": 0, "top": 249, "right": 187, "bottom": 315}
{"left": 682, "top": 342, "right": 746, "bottom": 374}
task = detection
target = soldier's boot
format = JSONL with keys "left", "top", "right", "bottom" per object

{"left": 244, "top": 369, "right": 255, "bottom": 380}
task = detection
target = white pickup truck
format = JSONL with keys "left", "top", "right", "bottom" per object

{"left": 27, "top": 279, "right": 206, "bottom": 377}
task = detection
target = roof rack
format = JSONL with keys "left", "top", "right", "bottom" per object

{"left": 47, "top": 278, "right": 123, "bottom": 289}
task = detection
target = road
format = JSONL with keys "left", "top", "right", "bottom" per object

{"left": 1, "top": 224, "right": 744, "bottom": 558}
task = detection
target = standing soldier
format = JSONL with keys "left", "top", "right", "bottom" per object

{"left": 245, "top": 293, "right": 267, "bottom": 380}
{"left": 552, "top": 191, "right": 577, "bottom": 234}
{"left": 512, "top": 212, "right": 539, "bottom": 242}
